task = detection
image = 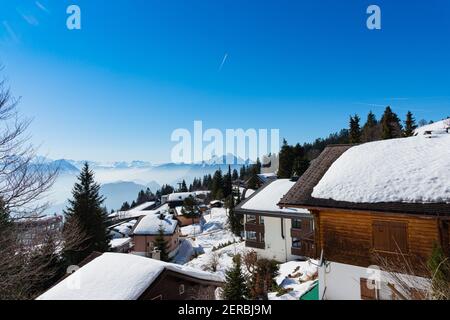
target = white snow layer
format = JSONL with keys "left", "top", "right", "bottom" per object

{"left": 132, "top": 209, "right": 178, "bottom": 235}
{"left": 37, "top": 253, "right": 222, "bottom": 300}
{"left": 414, "top": 118, "right": 450, "bottom": 135}
{"left": 312, "top": 133, "right": 450, "bottom": 204}
{"left": 268, "top": 260, "right": 318, "bottom": 300}
{"left": 241, "top": 179, "right": 310, "bottom": 213}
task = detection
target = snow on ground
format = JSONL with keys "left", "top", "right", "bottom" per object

{"left": 312, "top": 133, "right": 450, "bottom": 204}
{"left": 172, "top": 238, "right": 195, "bottom": 264}
{"left": 37, "top": 253, "right": 222, "bottom": 300}
{"left": 185, "top": 242, "right": 247, "bottom": 281}
{"left": 175, "top": 208, "right": 242, "bottom": 264}
{"left": 268, "top": 260, "right": 319, "bottom": 300}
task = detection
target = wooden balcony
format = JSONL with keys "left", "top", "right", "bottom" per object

{"left": 246, "top": 240, "right": 265, "bottom": 249}
{"left": 245, "top": 222, "right": 265, "bottom": 233}
{"left": 291, "top": 240, "right": 315, "bottom": 257}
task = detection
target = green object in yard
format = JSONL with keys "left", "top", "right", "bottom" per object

{"left": 300, "top": 281, "right": 319, "bottom": 300}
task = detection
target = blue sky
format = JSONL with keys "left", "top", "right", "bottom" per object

{"left": 0, "top": 0, "right": 449, "bottom": 163}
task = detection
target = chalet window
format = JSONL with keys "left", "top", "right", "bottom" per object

{"left": 259, "top": 216, "right": 265, "bottom": 224}
{"left": 179, "top": 284, "right": 185, "bottom": 295}
{"left": 292, "top": 237, "right": 302, "bottom": 248}
{"left": 292, "top": 219, "right": 302, "bottom": 229}
{"left": 372, "top": 221, "right": 408, "bottom": 253}
{"left": 246, "top": 231, "right": 257, "bottom": 241}
{"left": 246, "top": 215, "right": 257, "bottom": 223}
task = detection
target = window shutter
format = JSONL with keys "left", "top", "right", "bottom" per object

{"left": 360, "top": 278, "right": 378, "bottom": 300}
{"left": 373, "top": 221, "right": 390, "bottom": 251}
{"left": 389, "top": 222, "right": 408, "bottom": 253}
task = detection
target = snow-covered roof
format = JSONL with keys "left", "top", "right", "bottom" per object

{"left": 36, "top": 253, "right": 222, "bottom": 300}
{"left": 312, "top": 133, "right": 450, "bottom": 204}
{"left": 167, "top": 191, "right": 209, "bottom": 202}
{"left": 241, "top": 179, "right": 310, "bottom": 214}
{"left": 133, "top": 209, "right": 178, "bottom": 235}
{"left": 414, "top": 119, "right": 450, "bottom": 136}
{"left": 109, "top": 201, "right": 157, "bottom": 219}
{"left": 110, "top": 237, "right": 131, "bottom": 249}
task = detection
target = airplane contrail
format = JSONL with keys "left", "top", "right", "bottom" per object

{"left": 219, "top": 53, "right": 228, "bottom": 71}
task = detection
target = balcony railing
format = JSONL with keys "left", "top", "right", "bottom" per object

{"left": 245, "top": 240, "right": 265, "bottom": 249}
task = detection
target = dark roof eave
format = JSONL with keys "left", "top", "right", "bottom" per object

{"left": 235, "top": 207, "right": 312, "bottom": 219}
{"left": 278, "top": 200, "right": 450, "bottom": 218}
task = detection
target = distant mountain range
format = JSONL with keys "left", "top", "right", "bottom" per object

{"left": 36, "top": 154, "right": 252, "bottom": 173}
{"left": 40, "top": 154, "right": 251, "bottom": 214}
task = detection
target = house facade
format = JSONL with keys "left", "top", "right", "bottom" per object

{"left": 236, "top": 179, "right": 314, "bottom": 262}
{"left": 279, "top": 126, "right": 450, "bottom": 300}
{"left": 131, "top": 209, "right": 181, "bottom": 259}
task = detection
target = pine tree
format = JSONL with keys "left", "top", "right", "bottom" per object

{"left": 223, "top": 254, "right": 248, "bottom": 300}
{"left": 292, "top": 157, "right": 310, "bottom": 177}
{"left": 381, "top": 106, "right": 402, "bottom": 139}
{"left": 249, "top": 258, "right": 279, "bottom": 300}
{"left": 154, "top": 225, "right": 169, "bottom": 262}
{"left": 349, "top": 114, "right": 362, "bottom": 144}
{"left": 278, "top": 139, "right": 294, "bottom": 178}
{"left": 181, "top": 196, "right": 200, "bottom": 225}
{"left": 223, "top": 166, "right": 233, "bottom": 199}
{"left": 362, "top": 111, "right": 380, "bottom": 142}
{"left": 232, "top": 169, "right": 239, "bottom": 181}
{"left": 403, "top": 111, "right": 417, "bottom": 137}
{"left": 63, "top": 163, "right": 111, "bottom": 265}
{"left": 179, "top": 180, "right": 188, "bottom": 192}
{"left": 227, "top": 195, "right": 242, "bottom": 236}
{"left": 211, "top": 169, "right": 224, "bottom": 200}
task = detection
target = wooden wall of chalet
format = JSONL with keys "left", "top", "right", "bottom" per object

{"left": 138, "top": 270, "right": 220, "bottom": 300}
{"left": 315, "top": 210, "right": 440, "bottom": 270}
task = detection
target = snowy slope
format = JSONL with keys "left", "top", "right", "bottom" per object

{"left": 312, "top": 133, "right": 450, "bottom": 204}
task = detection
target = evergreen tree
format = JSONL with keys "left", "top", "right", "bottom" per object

{"left": 349, "top": 114, "right": 362, "bottom": 144}
{"left": 63, "top": 163, "right": 111, "bottom": 265}
{"left": 211, "top": 169, "right": 224, "bottom": 200}
{"left": 403, "top": 111, "right": 417, "bottom": 137}
{"left": 223, "top": 254, "right": 248, "bottom": 300}
{"left": 278, "top": 139, "right": 294, "bottom": 178}
{"left": 292, "top": 157, "right": 310, "bottom": 177}
{"left": 249, "top": 258, "right": 279, "bottom": 300}
{"left": 362, "top": 111, "right": 380, "bottom": 142}
{"left": 223, "top": 166, "right": 233, "bottom": 199}
{"left": 227, "top": 195, "right": 242, "bottom": 236}
{"left": 381, "top": 106, "right": 402, "bottom": 139}
{"left": 232, "top": 169, "right": 239, "bottom": 181}
{"left": 180, "top": 180, "right": 188, "bottom": 192}
{"left": 181, "top": 196, "right": 200, "bottom": 225}
{"left": 154, "top": 225, "right": 169, "bottom": 262}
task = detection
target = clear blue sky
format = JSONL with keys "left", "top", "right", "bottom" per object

{"left": 0, "top": 0, "right": 449, "bottom": 163}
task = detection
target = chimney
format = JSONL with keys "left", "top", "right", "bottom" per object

{"left": 151, "top": 247, "right": 161, "bottom": 260}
